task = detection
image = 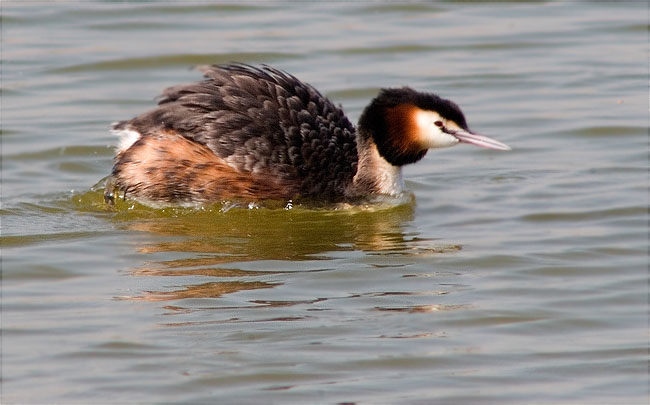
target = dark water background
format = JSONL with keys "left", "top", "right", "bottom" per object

{"left": 2, "top": 2, "right": 648, "bottom": 403}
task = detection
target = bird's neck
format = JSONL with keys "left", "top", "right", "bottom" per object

{"left": 349, "top": 130, "right": 405, "bottom": 197}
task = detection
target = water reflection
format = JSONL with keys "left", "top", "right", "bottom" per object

{"left": 125, "top": 280, "right": 278, "bottom": 302}
{"left": 123, "top": 199, "right": 419, "bottom": 259}
{"left": 93, "top": 192, "right": 460, "bottom": 303}
{"left": 67, "top": 185, "right": 467, "bottom": 310}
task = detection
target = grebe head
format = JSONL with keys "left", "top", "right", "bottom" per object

{"left": 358, "top": 87, "right": 510, "bottom": 166}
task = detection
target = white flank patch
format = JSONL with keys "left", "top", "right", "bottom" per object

{"left": 112, "top": 127, "right": 142, "bottom": 153}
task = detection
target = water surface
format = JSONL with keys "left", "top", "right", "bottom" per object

{"left": 2, "top": 2, "right": 648, "bottom": 403}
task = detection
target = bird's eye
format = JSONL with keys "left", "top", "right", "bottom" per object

{"left": 434, "top": 121, "right": 444, "bottom": 127}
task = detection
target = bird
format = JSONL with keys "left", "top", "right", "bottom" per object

{"left": 106, "top": 63, "right": 509, "bottom": 206}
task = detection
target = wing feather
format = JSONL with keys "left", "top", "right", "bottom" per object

{"left": 115, "top": 64, "right": 358, "bottom": 197}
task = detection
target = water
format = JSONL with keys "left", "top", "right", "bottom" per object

{"left": 2, "top": 2, "right": 647, "bottom": 403}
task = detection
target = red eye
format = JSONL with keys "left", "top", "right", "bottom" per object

{"left": 434, "top": 121, "right": 444, "bottom": 127}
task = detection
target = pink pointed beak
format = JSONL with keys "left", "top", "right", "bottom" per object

{"left": 452, "top": 129, "right": 511, "bottom": 151}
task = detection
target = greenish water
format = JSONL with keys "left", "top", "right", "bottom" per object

{"left": 2, "top": 2, "right": 648, "bottom": 404}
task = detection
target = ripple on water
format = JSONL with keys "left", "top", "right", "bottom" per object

{"left": 520, "top": 205, "right": 646, "bottom": 223}
{"left": 49, "top": 53, "right": 301, "bottom": 73}
{"left": 1, "top": 263, "right": 79, "bottom": 281}
{"left": 356, "top": 3, "right": 444, "bottom": 14}
{"left": 5, "top": 145, "right": 115, "bottom": 160}
{"left": 563, "top": 125, "right": 646, "bottom": 138}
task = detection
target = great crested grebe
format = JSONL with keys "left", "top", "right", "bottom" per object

{"left": 106, "top": 64, "right": 509, "bottom": 206}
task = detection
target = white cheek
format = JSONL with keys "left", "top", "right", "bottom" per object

{"left": 413, "top": 110, "right": 459, "bottom": 149}
{"left": 422, "top": 126, "right": 460, "bottom": 149}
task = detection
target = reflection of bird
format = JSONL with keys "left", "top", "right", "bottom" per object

{"left": 108, "top": 64, "right": 509, "bottom": 205}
